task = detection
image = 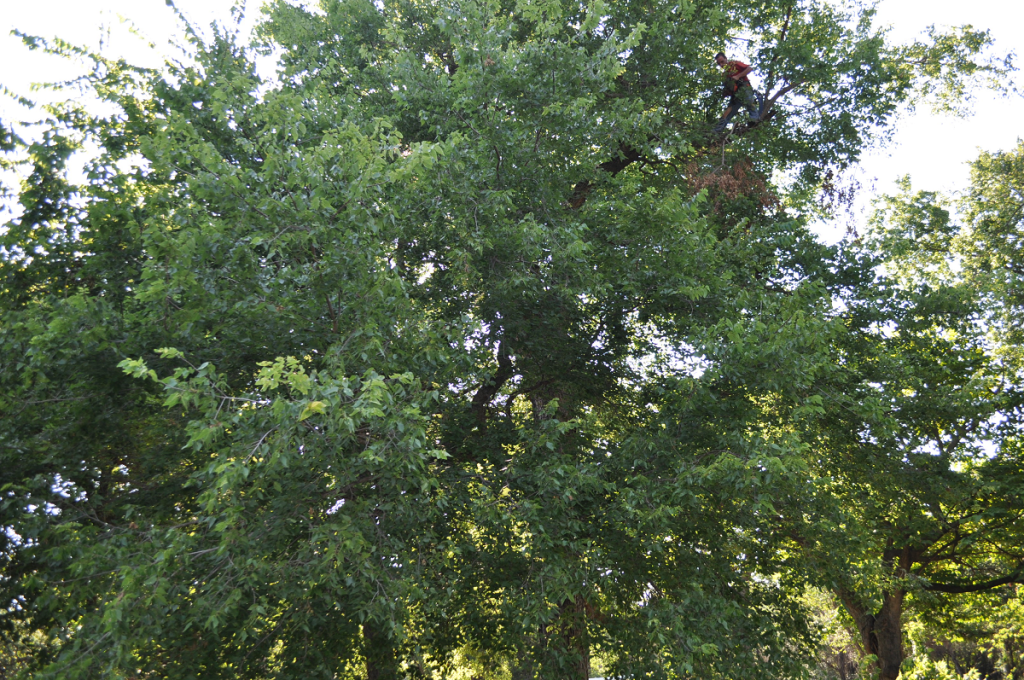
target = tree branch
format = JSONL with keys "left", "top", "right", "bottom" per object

{"left": 926, "top": 567, "right": 1022, "bottom": 594}
{"left": 471, "top": 341, "right": 515, "bottom": 423}
{"left": 568, "top": 144, "right": 645, "bottom": 209}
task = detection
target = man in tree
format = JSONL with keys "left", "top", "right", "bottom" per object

{"left": 713, "top": 51, "right": 761, "bottom": 132}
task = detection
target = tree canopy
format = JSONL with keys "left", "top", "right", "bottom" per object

{"left": 0, "top": 1, "right": 1020, "bottom": 679}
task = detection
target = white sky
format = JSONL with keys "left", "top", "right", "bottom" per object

{"left": 844, "top": 0, "right": 1024, "bottom": 241}
{"left": 2, "top": 0, "right": 1022, "bottom": 239}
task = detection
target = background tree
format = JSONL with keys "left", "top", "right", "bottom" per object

{"left": 786, "top": 142, "right": 1024, "bottom": 680}
{"left": 806, "top": 585, "right": 1024, "bottom": 680}
{"left": 957, "top": 142, "right": 1024, "bottom": 371}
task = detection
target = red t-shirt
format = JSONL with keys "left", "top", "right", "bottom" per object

{"left": 724, "top": 60, "right": 751, "bottom": 85}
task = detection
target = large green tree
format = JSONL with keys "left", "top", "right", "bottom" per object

{"left": 0, "top": 0, "right": 1011, "bottom": 678}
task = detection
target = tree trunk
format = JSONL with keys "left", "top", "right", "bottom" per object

{"left": 838, "top": 588, "right": 905, "bottom": 680}
{"left": 363, "top": 621, "right": 399, "bottom": 680}
{"left": 559, "top": 595, "right": 590, "bottom": 680}
{"left": 530, "top": 597, "right": 591, "bottom": 680}
{"left": 874, "top": 591, "right": 905, "bottom": 680}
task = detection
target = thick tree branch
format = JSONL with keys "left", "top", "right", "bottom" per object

{"left": 568, "top": 144, "right": 644, "bottom": 209}
{"left": 471, "top": 341, "right": 515, "bottom": 423}
{"left": 926, "top": 567, "right": 1023, "bottom": 594}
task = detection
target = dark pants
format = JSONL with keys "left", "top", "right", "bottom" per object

{"left": 714, "top": 83, "right": 761, "bottom": 132}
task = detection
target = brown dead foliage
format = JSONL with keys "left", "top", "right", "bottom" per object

{"left": 684, "top": 158, "right": 779, "bottom": 215}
